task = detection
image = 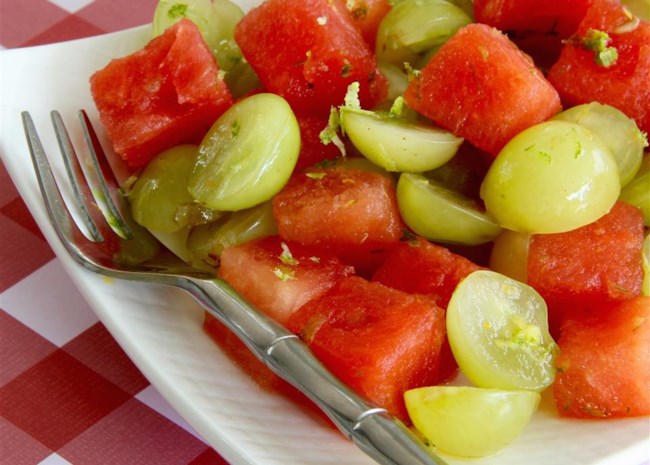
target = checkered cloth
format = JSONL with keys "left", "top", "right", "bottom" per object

{"left": 1, "top": 1, "right": 230, "bottom": 464}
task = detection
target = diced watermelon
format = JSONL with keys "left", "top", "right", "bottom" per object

{"left": 547, "top": 2, "right": 650, "bottom": 134}
{"left": 527, "top": 201, "right": 645, "bottom": 335}
{"left": 90, "top": 18, "right": 233, "bottom": 169}
{"left": 294, "top": 112, "right": 343, "bottom": 172}
{"left": 286, "top": 276, "right": 447, "bottom": 422}
{"left": 553, "top": 296, "right": 650, "bottom": 418}
{"left": 234, "top": 0, "right": 388, "bottom": 114}
{"left": 404, "top": 23, "right": 562, "bottom": 157}
{"left": 217, "top": 235, "right": 354, "bottom": 326}
{"left": 344, "top": 0, "right": 392, "bottom": 48}
{"left": 473, "top": 0, "right": 591, "bottom": 38}
{"left": 371, "top": 235, "right": 485, "bottom": 308}
{"left": 272, "top": 166, "right": 404, "bottom": 275}
{"left": 203, "top": 313, "right": 334, "bottom": 428}
{"left": 371, "top": 236, "right": 486, "bottom": 381}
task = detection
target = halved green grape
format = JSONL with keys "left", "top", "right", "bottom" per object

{"left": 553, "top": 102, "right": 647, "bottom": 186}
{"left": 376, "top": 62, "right": 410, "bottom": 102}
{"left": 153, "top": 0, "right": 244, "bottom": 71}
{"left": 489, "top": 230, "right": 530, "bottom": 284}
{"left": 405, "top": 386, "right": 540, "bottom": 457}
{"left": 376, "top": 0, "right": 472, "bottom": 68}
{"left": 340, "top": 108, "right": 463, "bottom": 172}
{"left": 129, "top": 145, "right": 221, "bottom": 233}
{"left": 186, "top": 201, "right": 277, "bottom": 270}
{"left": 189, "top": 93, "right": 300, "bottom": 211}
{"left": 480, "top": 121, "right": 621, "bottom": 234}
{"left": 620, "top": 152, "right": 650, "bottom": 226}
{"left": 447, "top": 270, "right": 558, "bottom": 391}
{"left": 397, "top": 173, "right": 502, "bottom": 245}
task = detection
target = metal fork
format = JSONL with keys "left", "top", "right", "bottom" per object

{"left": 21, "top": 110, "right": 447, "bottom": 465}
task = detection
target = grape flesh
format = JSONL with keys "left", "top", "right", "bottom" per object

{"left": 480, "top": 121, "right": 620, "bottom": 234}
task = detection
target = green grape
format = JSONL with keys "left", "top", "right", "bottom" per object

{"left": 153, "top": 0, "right": 243, "bottom": 70}
{"left": 553, "top": 102, "right": 647, "bottom": 186}
{"left": 153, "top": 0, "right": 260, "bottom": 96}
{"left": 376, "top": 62, "right": 410, "bottom": 102}
{"left": 480, "top": 121, "right": 621, "bottom": 234}
{"left": 341, "top": 108, "right": 463, "bottom": 172}
{"left": 129, "top": 145, "right": 221, "bottom": 233}
{"left": 376, "top": 0, "right": 472, "bottom": 68}
{"left": 189, "top": 93, "right": 300, "bottom": 211}
{"left": 447, "top": 270, "right": 558, "bottom": 391}
{"left": 489, "top": 230, "right": 530, "bottom": 284}
{"left": 620, "top": 152, "right": 650, "bottom": 226}
{"left": 404, "top": 386, "right": 540, "bottom": 457}
{"left": 186, "top": 201, "right": 277, "bottom": 270}
{"left": 113, "top": 212, "right": 162, "bottom": 267}
{"left": 397, "top": 173, "right": 502, "bottom": 245}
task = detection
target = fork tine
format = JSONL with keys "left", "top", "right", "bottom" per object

{"left": 50, "top": 110, "right": 104, "bottom": 242}
{"left": 77, "top": 109, "right": 133, "bottom": 240}
{"left": 22, "top": 111, "right": 85, "bottom": 249}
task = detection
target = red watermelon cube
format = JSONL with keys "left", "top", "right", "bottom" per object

{"left": 372, "top": 235, "right": 485, "bottom": 308}
{"left": 473, "top": 0, "right": 591, "bottom": 38}
{"left": 234, "top": 0, "right": 387, "bottom": 114}
{"left": 90, "top": 18, "right": 233, "bottom": 169}
{"left": 272, "top": 166, "right": 404, "bottom": 274}
{"left": 217, "top": 235, "right": 354, "bottom": 326}
{"left": 404, "top": 23, "right": 562, "bottom": 157}
{"left": 527, "top": 201, "right": 645, "bottom": 335}
{"left": 286, "top": 276, "right": 447, "bottom": 422}
{"left": 553, "top": 296, "right": 650, "bottom": 418}
{"left": 547, "top": 0, "right": 650, "bottom": 134}
{"left": 294, "top": 112, "right": 344, "bottom": 171}
{"left": 344, "top": 0, "right": 392, "bottom": 49}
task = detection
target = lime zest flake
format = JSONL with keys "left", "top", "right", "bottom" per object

{"left": 567, "top": 29, "right": 619, "bottom": 68}
{"left": 273, "top": 267, "right": 296, "bottom": 281}
{"left": 279, "top": 241, "right": 299, "bottom": 265}
{"left": 167, "top": 3, "right": 189, "bottom": 19}
{"left": 389, "top": 96, "right": 406, "bottom": 118}
{"left": 306, "top": 171, "right": 327, "bottom": 179}
{"left": 319, "top": 106, "right": 347, "bottom": 156}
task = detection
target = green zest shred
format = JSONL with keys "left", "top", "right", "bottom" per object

{"left": 279, "top": 242, "right": 299, "bottom": 265}
{"left": 306, "top": 172, "right": 327, "bottom": 179}
{"left": 168, "top": 3, "right": 189, "bottom": 19}
{"left": 568, "top": 29, "right": 619, "bottom": 68}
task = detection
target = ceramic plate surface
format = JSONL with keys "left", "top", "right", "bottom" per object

{"left": 1, "top": 3, "right": 649, "bottom": 464}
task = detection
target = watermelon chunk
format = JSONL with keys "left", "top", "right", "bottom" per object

{"left": 345, "top": 0, "right": 392, "bottom": 48}
{"left": 527, "top": 201, "right": 645, "bottom": 335}
{"left": 286, "top": 276, "right": 447, "bottom": 422}
{"left": 234, "top": 0, "right": 387, "bottom": 114}
{"left": 90, "top": 19, "right": 233, "bottom": 169}
{"left": 553, "top": 296, "right": 650, "bottom": 418}
{"left": 547, "top": 1, "right": 650, "bottom": 134}
{"left": 404, "top": 23, "right": 562, "bottom": 157}
{"left": 474, "top": 0, "right": 591, "bottom": 38}
{"left": 372, "top": 236, "right": 485, "bottom": 308}
{"left": 272, "top": 166, "right": 404, "bottom": 274}
{"left": 294, "top": 112, "right": 343, "bottom": 171}
{"left": 217, "top": 235, "right": 354, "bottom": 326}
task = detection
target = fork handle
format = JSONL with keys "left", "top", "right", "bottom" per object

{"left": 182, "top": 277, "right": 447, "bottom": 465}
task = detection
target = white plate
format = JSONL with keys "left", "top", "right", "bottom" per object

{"left": 1, "top": 4, "right": 649, "bottom": 464}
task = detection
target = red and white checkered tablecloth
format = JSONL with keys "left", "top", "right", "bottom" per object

{"left": 0, "top": 1, "right": 230, "bottom": 464}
